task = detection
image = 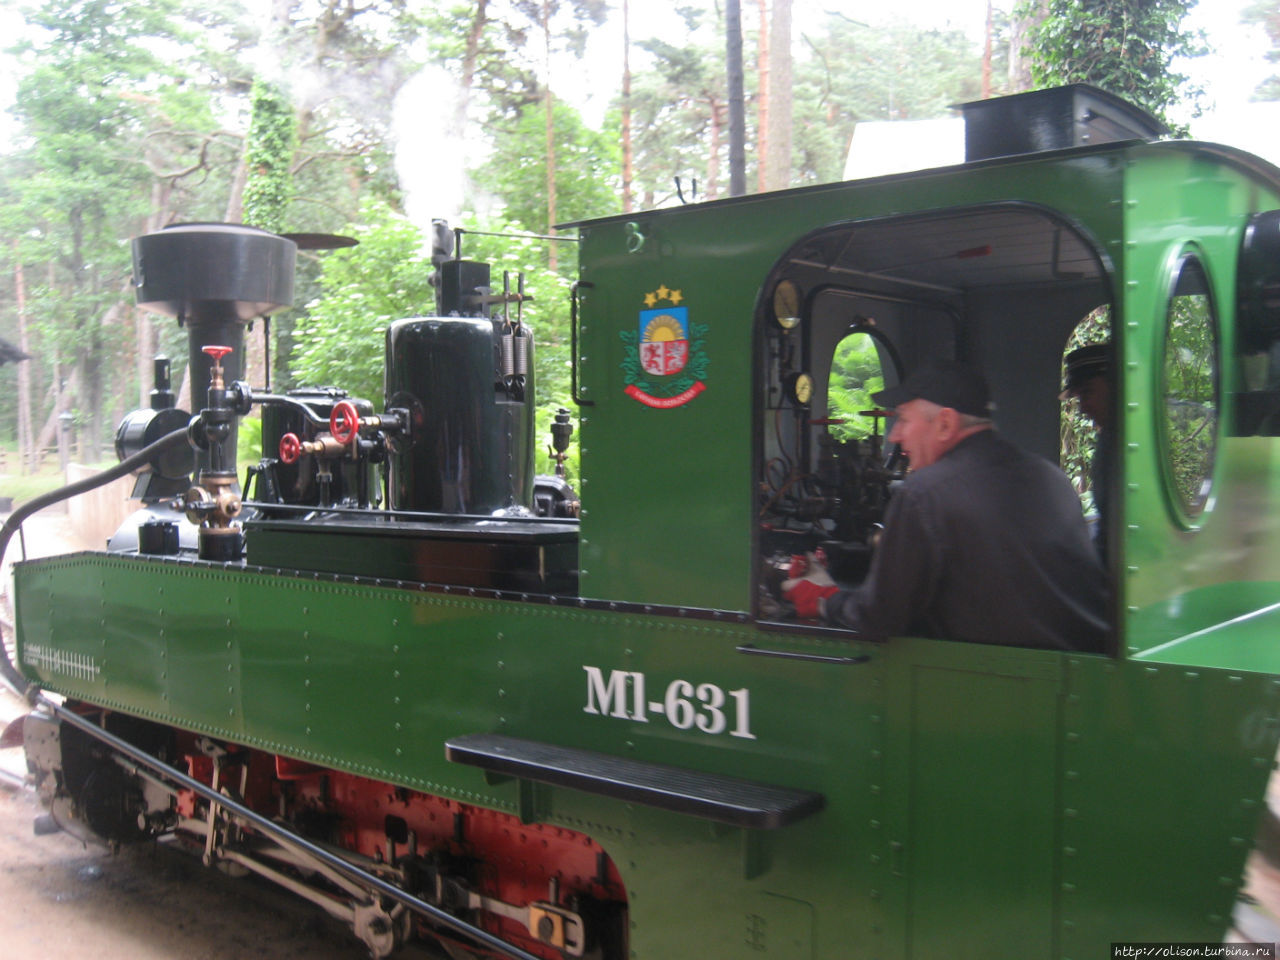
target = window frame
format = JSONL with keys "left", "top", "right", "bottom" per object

{"left": 1156, "top": 247, "right": 1221, "bottom": 530}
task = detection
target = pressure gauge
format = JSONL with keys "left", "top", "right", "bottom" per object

{"left": 785, "top": 372, "right": 814, "bottom": 407}
{"left": 772, "top": 280, "right": 802, "bottom": 330}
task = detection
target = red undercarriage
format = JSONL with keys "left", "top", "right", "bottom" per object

{"left": 174, "top": 733, "right": 627, "bottom": 958}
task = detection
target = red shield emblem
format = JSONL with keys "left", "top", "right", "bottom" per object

{"left": 639, "top": 308, "right": 690, "bottom": 377}
{"left": 641, "top": 338, "right": 689, "bottom": 376}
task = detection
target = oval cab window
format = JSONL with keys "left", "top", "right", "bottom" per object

{"left": 827, "top": 324, "right": 902, "bottom": 442}
{"left": 1160, "top": 254, "right": 1219, "bottom": 524}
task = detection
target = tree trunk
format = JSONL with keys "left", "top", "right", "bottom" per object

{"left": 543, "top": 0, "right": 558, "bottom": 270}
{"left": 33, "top": 365, "right": 81, "bottom": 462}
{"left": 134, "top": 183, "right": 176, "bottom": 406}
{"left": 982, "top": 0, "right": 993, "bottom": 98}
{"left": 1008, "top": 1, "right": 1047, "bottom": 93}
{"left": 14, "top": 248, "right": 32, "bottom": 475}
{"left": 224, "top": 154, "right": 248, "bottom": 223}
{"left": 622, "top": 0, "right": 634, "bottom": 213}
{"left": 763, "top": 0, "right": 791, "bottom": 191}
{"left": 85, "top": 315, "right": 110, "bottom": 462}
{"left": 453, "top": 0, "right": 489, "bottom": 141}
{"left": 707, "top": 98, "right": 723, "bottom": 200}
{"left": 756, "top": 0, "right": 769, "bottom": 193}
{"left": 725, "top": 0, "right": 747, "bottom": 197}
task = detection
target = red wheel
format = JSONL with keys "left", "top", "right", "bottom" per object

{"left": 202, "top": 345, "right": 233, "bottom": 363}
{"left": 330, "top": 400, "right": 360, "bottom": 444}
{"left": 279, "top": 433, "right": 303, "bottom": 464}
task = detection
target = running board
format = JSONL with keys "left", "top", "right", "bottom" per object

{"left": 444, "top": 733, "right": 825, "bottom": 829}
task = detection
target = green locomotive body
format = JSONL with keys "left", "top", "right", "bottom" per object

{"left": 11, "top": 85, "right": 1280, "bottom": 959}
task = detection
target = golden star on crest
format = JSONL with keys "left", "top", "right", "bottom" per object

{"left": 644, "top": 286, "right": 684, "bottom": 306}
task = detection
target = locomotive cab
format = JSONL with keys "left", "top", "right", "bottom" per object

{"left": 754, "top": 204, "right": 1116, "bottom": 636}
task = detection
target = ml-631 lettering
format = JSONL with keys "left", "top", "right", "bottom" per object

{"left": 581, "top": 666, "right": 756, "bottom": 739}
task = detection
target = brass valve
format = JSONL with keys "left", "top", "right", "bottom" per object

{"left": 183, "top": 478, "right": 241, "bottom": 528}
{"left": 278, "top": 432, "right": 348, "bottom": 464}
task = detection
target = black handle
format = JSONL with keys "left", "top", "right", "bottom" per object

{"left": 571, "top": 280, "right": 595, "bottom": 407}
{"left": 736, "top": 644, "right": 870, "bottom": 665}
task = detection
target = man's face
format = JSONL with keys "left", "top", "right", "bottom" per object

{"left": 1071, "top": 375, "right": 1110, "bottom": 426}
{"left": 887, "top": 398, "right": 947, "bottom": 469}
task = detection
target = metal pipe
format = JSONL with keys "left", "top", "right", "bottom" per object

{"left": 252, "top": 393, "right": 331, "bottom": 427}
{"left": 0, "top": 426, "right": 192, "bottom": 695}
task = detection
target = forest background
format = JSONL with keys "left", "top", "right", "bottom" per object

{"left": 0, "top": 0, "right": 1276, "bottom": 487}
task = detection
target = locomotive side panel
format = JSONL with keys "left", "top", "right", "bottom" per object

{"left": 574, "top": 214, "right": 757, "bottom": 612}
{"left": 16, "top": 552, "right": 903, "bottom": 957}
{"left": 1058, "top": 656, "right": 1279, "bottom": 952}
{"left": 1121, "top": 144, "right": 1280, "bottom": 662}
{"left": 880, "top": 642, "right": 1063, "bottom": 960}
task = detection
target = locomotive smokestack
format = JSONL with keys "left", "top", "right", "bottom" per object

{"left": 130, "top": 224, "right": 296, "bottom": 480}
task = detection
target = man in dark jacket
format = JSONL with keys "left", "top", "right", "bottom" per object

{"left": 1061, "top": 343, "right": 1111, "bottom": 564}
{"left": 815, "top": 360, "right": 1108, "bottom": 653}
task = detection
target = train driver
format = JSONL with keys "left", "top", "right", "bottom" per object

{"left": 786, "top": 360, "right": 1108, "bottom": 652}
{"left": 1061, "top": 343, "right": 1111, "bottom": 563}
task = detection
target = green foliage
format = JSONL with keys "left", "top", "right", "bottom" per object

{"left": 292, "top": 198, "right": 436, "bottom": 405}
{"left": 0, "top": 0, "right": 431, "bottom": 462}
{"left": 5, "top": 0, "right": 192, "bottom": 453}
{"left": 1244, "top": 1, "right": 1280, "bottom": 99}
{"left": 1060, "top": 306, "right": 1110, "bottom": 511}
{"left": 479, "top": 99, "right": 621, "bottom": 233}
{"left": 242, "top": 79, "right": 296, "bottom": 234}
{"left": 1162, "top": 290, "right": 1217, "bottom": 514}
{"left": 230, "top": 1, "right": 427, "bottom": 240}
{"left": 236, "top": 412, "right": 263, "bottom": 467}
{"left": 0, "top": 450, "right": 72, "bottom": 507}
{"left": 510, "top": 0, "right": 609, "bottom": 57}
{"left": 626, "top": 13, "right": 730, "bottom": 204}
{"left": 618, "top": 7, "right": 986, "bottom": 195}
{"left": 422, "top": 2, "right": 541, "bottom": 123}
{"left": 793, "top": 15, "right": 984, "bottom": 185}
{"left": 826, "top": 332, "right": 887, "bottom": 442}
{"left": 1022, "top": 0, "right": 1205, "bottom": 128}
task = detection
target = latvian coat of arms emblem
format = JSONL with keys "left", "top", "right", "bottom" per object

{"left": 619, "top": 285, "right": 709, "bottom": 408}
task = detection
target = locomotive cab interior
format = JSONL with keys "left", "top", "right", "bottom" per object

{"left": 756, "top": 203, "right": 1114, "bottom": 638}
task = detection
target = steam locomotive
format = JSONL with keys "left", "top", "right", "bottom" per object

{"left": 8, "top": 83, "right": 1280, "bottom": 959}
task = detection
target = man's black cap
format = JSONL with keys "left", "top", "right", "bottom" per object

{"left": 1062, "top": 343, "right": 1108, "bottom": 393}
{"left": 872, "top": 359, "right": 993, "bottom": 418}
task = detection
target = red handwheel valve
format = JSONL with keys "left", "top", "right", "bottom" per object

{"left": 279, "top": 433, "right": 303, "bottom": 464}
{"left": 330, "top": 400, "right": 361, "bottom": 444}
{"left": 203, "top": 345, "right": 233, "bottom": 389}
{"left": 202, "top": 345, "right": 233, "bottom": 363}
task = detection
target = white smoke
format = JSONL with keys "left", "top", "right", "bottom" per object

{"left": 392, "top": 64, "right": 495, "bottom": 234}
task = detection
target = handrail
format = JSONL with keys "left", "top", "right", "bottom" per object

{"left": 570, "top": 280, "right": 595, "bottom": 407}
